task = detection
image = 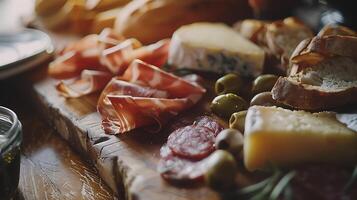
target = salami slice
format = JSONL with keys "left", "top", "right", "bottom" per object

{"left": 167, "top": 125, "right": 215, "bottom": 160}
{"left": 158, "top": 145, "right": 208, "bottom": 183}
{"left": 194, "top": 116, "right": 224, "bottom": 136}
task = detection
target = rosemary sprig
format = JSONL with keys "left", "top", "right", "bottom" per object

{"left": 344, "top": 165, "right": 357, "bottom": 193}
{"left": 269, "top": 171, "right": 297, "bottom": 200}
{"left": 222, "top": 169, "right": 296, "bottom": 200}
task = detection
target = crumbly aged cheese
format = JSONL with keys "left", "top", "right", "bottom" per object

{"left": 168, "top": 23, "right": 265, "bottom": 77}
{"left": 244, "top": 106, "right": 357, "bottom": 171}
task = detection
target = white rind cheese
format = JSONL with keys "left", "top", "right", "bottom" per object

{"left": 168, "top": 23, "right": 265, "bottom": 77}
{"left": 244, "top": 106, "right": 357, "bottom": 171}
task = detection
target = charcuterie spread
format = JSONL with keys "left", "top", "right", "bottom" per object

{"left": 38, "top": 1, "right": 357, "bottom": 199}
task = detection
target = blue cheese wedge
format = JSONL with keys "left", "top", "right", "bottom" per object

{"left": 244, "top": 106, "right": 357, "bottom": 171}
{"left": 168, "top": 23, "right": 265, "bottom": 77}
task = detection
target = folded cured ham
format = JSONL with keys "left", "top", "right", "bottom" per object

{"left": 101, "top": 38, "right": 170, "bottom": 74}
{"left": 49, "top": 28, "right": 205, "bottom": 134}
{"left": 48, "top": 28, "right": 170, "bottom": 98}
{"left": 56, "top": 70, "right": 112, "bottom": 98}
{"left": 98, "top": 59, "right": 206, "bottom": 134}
{"left": 49, "top": 29, "right": 124, "bottom": 79}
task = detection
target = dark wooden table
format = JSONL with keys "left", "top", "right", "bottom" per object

{"left": 0, "top": 77, "right": 117, "bottom": 200}
{"left": 0, "top": 1, "right": 117, "bottom": 199}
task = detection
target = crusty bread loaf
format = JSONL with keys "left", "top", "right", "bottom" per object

{"left": 273, "top": 24, "right": 357, "bottom": 110}
{"left": 234, "top": 17, "right": 313, "bottom": 74}
{"left": 35, "top": 0, "right": 67, "bottom": 17}
{"left": 317, "top": 24, "right": 357, "bottom": 37}
{"left": 272, "top": 56, "right": 357, "bottom": 110}
{"left": 288, "top": 25, "right": 357, "bottom": 75}
{"left": 291, "top": 35, "right": 357, "bottom": 67}
{"left": 86, "top": 0, "right": 130, "bottom": 11}
{"left": 233, "top": 19, "right": 267, "bottom": 45}
{"left": 114, "top": 0, "right": 252, "bottom": 44}
{"left": 265, "top": 17, "right": 313, "bottom": 68}
{"left": 288, "top": 36, "right": 357, "bottom": 76}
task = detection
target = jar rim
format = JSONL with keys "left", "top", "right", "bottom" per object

{"left": 0, "top": 106, "right": 21, "bottom": 154}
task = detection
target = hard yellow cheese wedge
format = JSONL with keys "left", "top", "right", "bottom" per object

{"left": 244, "top": 106, "right": 357, "bottom": 171}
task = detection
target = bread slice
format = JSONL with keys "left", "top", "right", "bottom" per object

{"left": 234, "top": 17, "right": 313, "bottom": 74}
{"left": 272, "top": 56, "right": 357, "bottom": 110}
{"left": 288, "top": 25, "right": 357, "bottom": 75}
{"left": 233, "top": 19, "right": 267, "bottom": 45}
{"left": 265, "top": 17, "right": 313, "bottom": 67}
{"left": 290, "top": 35, "right": 357, "bottom": 69}
{"left": 317, "top": 24, "right": 357, "bottom": 37}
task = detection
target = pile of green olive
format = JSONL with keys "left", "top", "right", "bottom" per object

{"left": 205, "top": 73, "right": 282, "bottom": 191}
{"left": 210, "top": 73, "right": 281, "bottom": 133}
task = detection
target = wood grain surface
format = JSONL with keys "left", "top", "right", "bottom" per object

{"left": 22, "top": 64, "right": 226, "bottom": 200}
{"left": 0, "top": 78, "right": 117, "bottom": 200}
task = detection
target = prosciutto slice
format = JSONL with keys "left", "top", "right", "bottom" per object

{"left": 101, "top": 39, "right": 170, "bottom": 75}
{"left": 50, "top": 29, "right": 171, "bottom": 98}
{"left": 49, "top": 30, "right": 202, "bottom": 134}
{"left": 49, "top": 29, "right": 123, "bottom": 79}
{"left": 56, "top": 70, "right": 112, "bottom": 98}
{"left": 98, "top": 59, "right": 206, "bottom": 134}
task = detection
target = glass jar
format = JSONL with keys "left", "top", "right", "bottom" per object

{"left": 0, "top": 106, "right": 22, "bottom": 200}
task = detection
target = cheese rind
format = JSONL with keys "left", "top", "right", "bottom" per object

{"left": 168, "top": 23, "right": 265, "bottom": 77}
{"left": 244, "top": 106, "right": 357, "bottom": 171}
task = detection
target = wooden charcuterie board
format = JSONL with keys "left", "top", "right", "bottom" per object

{"left": 24, "top": 64, "right": 227, "bottom": 200}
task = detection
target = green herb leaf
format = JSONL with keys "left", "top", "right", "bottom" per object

{"left": 224, "top": 168, "right": 296, "bottom": 200}
{"left": 236, "top": 178, "right": 272, "bottom": 195}
{"left": 269, "top": 171, "right": 296, "bottom": 200}
{"left": 344, "top": 165, "right": 357, "bottom": 193}
{"left": 250, "top": 171, "right": 282, "bottom": 200}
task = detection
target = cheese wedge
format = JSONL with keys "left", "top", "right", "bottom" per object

{"left": 244, "top": 106, "right": 357, "bottom": 171}
{"left": 168, "top": 23, "right": 265, "bottom": 77}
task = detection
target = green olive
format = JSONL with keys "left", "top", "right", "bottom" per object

{"left": 205, "top": 150, "right": 237, "bottom": 190}
{"left": 215, "top": 73, "right": 243, "bottom": 95}
{"left": 211, "top": 94, "right": 248, "bottom": 118}
{"left": 229, "top": 111, "right": 247, "bottom": 133}
{"left": 215, "top": 129, "right": 244, "bottom": 156}
{"left": 250, "top": 92, "right": 283, "bottom": 107}
{"left": 252, "top": 74, "right": 279, "bottom": 94}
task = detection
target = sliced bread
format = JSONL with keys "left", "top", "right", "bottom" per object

{"left": 288, "top": 25, "right": 357, "bottom": 75}
{"left": 317, "top": 24, "right": 357, "bottom": 37}
{"left": 235, "top": 17, "right": 313, "bottom": 74}
{"left": 233, "top": 19, "right": 267, "bottom": 46}
{"left": 272, "top": 56, "right": 357, "bottom": 110}
{"left": 290, "top": 35, "right": 357, "bottom": 69}
{"left": 265, "top": 17, "right": 313, "bottom": 67}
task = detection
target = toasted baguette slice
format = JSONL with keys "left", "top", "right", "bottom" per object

{"left": 288, "top": 25, "right": 357, "bottom": 75}
{"left": 92, "top": 8, "right": 122, "bottom": 33}
{"left": 86, "top": 0, "right": 130, "bottom": 11}
{"left": 291, "top": 35, "right": 357, "bottom": 68}
{"left": 317, "top": 24, "right": 357, "bottom": 37}
{"left": 233, "top": 19, "right": 267, "bottom": 45}
{"left": 265, "top": 17, "right": 313, "bottom": 67}
{"left": 235, "top": 17, "right": 313, "bottom": 74}
{"left": 272, "top": 56, "right": 357, "bottom": 110}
